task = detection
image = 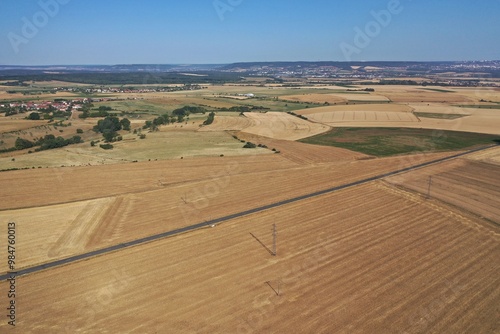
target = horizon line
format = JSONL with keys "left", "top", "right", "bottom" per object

{"left": 1, "top": 60, "right": 499, "bottom": 67}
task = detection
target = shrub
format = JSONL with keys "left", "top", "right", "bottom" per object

{"left": 243, "top": 142, "right": 256, "bottom": 149}
{"left": 76, "top": 128, "right": 83, "bottom": 134}
{"left": 99, "top": 143, "right": 114, "bottom": 150}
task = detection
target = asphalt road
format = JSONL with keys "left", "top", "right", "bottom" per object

{"left": 1, "top": 144, "right": 496, "bottom": 281}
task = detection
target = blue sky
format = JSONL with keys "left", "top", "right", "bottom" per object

{"left": 0, "top": 0, "right": 499, "bottom": 65}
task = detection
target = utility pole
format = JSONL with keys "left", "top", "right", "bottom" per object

{"left": 272, "top": 224, "right": 277, "bottom": 256}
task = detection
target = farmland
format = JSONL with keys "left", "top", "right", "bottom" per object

{"left": 0, "top": 79, "right": 499, "bottom": 333}
{"left": 0, "top": 164, "right": 498, "bottom": 333}
{"left": 300, "top": 128, "right": 500, "bottom": 157}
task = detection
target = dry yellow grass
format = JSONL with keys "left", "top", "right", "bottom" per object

{"left": 0, "top": 119, "right": 45, "bottom": 133}
{"left": 0, "top": 125, "right": 274, "bottom": 169}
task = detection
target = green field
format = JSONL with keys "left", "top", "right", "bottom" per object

{"left": 300, "top": 127, "right": 499, "bottom": 157}
{"left": 457, "top": 104, "right": 500, "bottom": 109}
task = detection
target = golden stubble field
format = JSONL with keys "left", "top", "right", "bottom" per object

{"left": 0, "top": 149, "right": 459, "bottom": 270}
{"left": 200, "top": 112, "right": 331, "bottom": 141}
{"left": 0, "top": 177, "right": 498, "bottom": 333}
{"left": 0, "top": 143, "right": 499, "bottom": 333}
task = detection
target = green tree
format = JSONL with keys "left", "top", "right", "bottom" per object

{"left": 203, "top": 112, "right": 215, "bottom": 125}
{"left": 103, "top": 130, "right": 117, "bottom": 142}
{"left": 120, "top": 118, "right": 131, "bottom": 131}
{"left": 28, "top": 112, "right": 40, "bottom": 120}
{"left": 93, "top": 116, "right": 122, "bottom": 133}
{"left": 15, "top": 137, "right": 35, "bottom": 150}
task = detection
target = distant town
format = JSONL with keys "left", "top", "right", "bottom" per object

{"left": 1, "top": 60, "right": 499, "bottom": 87}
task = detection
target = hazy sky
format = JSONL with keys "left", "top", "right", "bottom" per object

{"left": 1, "top": 0, "right": 499, "bottom": 65}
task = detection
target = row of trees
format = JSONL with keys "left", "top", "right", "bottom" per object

{"left": 172, "top": 106, "right": 207, "bottom": 116}
{"left": 218, "top": 105, "right": 270, "bottom": 112}
{"left": 14, "top": 134, "right": 83, "bottom": 152}
{"left": 79, "top": 104, "right": 114, "bottom": 119}
{"left": 141, "top": 106, "right": 218, "bottom": 131}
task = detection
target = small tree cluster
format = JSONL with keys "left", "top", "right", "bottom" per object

{"left": 203, "top": 112, "right": 215, "bottom": 125}
{"left": 93, "top": 116, "right": 130, "bottom": 142}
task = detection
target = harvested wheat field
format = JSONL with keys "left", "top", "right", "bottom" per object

{"left": 198, "top": 115, "right": 254, "bottom": 132}
{"left": 386, "top": 156, "right": 500, "bottom": 224}
{"left": 362, "top": 86, "right": 475, "bottom": 103}
{"left": 298, "top": 103, "right": 414, "bottom": 115}
{"left": 241, "top": 112, "right": 330, "bottom": 140}
{"left": 234, "top": 131, "right": 370, "bottom": 164}
{"left": 279, "top": 93, "right": 347, "bottom": 104}
{"left": 466, "top": 145, "right": 500, "bottom": 165}
{"left": 201, "top": 112, "right": 330, "bottom": 141}
{"left": 332, "top": 93, "right": 391, "bottom": 102}
{"left": 1, "top": 179, "right": 498, "bottom": 333}
{"left": 450, "top": 87, "right": 500, "bottom": 102}
{"left": 0, "top": 149, "right": 459, "bottom": 269}
{"left": 297, "top": 104, "right": 418, "bottom": 125}
{"left": 408, "top": 103, "right": 500, "bottom": 134}
{"left": 295, "top": 102, "right": 500, "bottom": 134}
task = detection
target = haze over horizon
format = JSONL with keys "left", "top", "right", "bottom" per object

{"left": 1, "top": 0, "right": 499, "bottom": 66}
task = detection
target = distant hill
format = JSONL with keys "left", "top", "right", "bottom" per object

{"left": 0, "top": 60, "right": 499, "bottom": 82}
